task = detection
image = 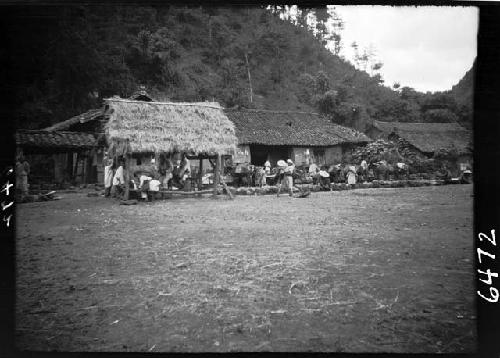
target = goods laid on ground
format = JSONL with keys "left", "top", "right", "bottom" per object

{"left": 217, "top": 178, "right": 461, "bottom": 196}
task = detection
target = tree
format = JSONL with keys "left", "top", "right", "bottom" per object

{"left": 297, "top": 73, "right": 316, "bottom": 103}
{"left": 314, "top": 70, "right": 330, "bottom": 94}
{"left": 351, "top": 42, "right": 360, "bottom": 68}
{"left": 423, "top": 109, "right": 459, "bottom": 123}
{"left": 316, "top": 90, "right": 337, "bottom": 114}
{"left": 295, "top": 6, "right": 310, "bottom": 29}
{"left": 327, "top": 7, "right": 344, "bottom": 56}
{"left": 400, "top": 86, "right": 419, "bottom": 101}
{"left": 313, "top": 6, "right": 329, "bottom": 46}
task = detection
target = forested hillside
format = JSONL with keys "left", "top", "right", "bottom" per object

{"left": 7, "top": 5, "right": 474, "bottom": 132}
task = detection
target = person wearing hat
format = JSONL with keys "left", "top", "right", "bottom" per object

{"left": 275, "top": 159, "right": 287, "bottom": 197}
{"left": 277, "top": 159, "right": 295, "bottom": 197}
{"left": 318, "top": 167, "right": 330, "bottom": 190}
{"left": 264, "top": 160, "right": 271, "bottom": 175}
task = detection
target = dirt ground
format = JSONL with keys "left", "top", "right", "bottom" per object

{"left": 15, "top": 184, "right": 476, "bottom": 353}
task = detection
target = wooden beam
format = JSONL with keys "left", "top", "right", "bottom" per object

{"left": 213, "top": 153, "right": 221, "bottom": 196}
{"left": 186, "top": 154, "right": 215, "bottom": 160}
{"left": 149, "top": 189, "right": 214, "bottom": 195}
{"left": 124, "top": 152, "right": 131, "bottom": 200}
{"left": 199, "top": 157, "right": 203, "bottom": 191}
{"left": 73, "top": 152, "right": 78, "bottom": 179}
{"left": 82, "top": 153, "right": 87, "bottom": 184}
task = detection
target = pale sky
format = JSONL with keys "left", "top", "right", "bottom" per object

{"left": 331, "top": 6, "right": 478, "bottom": 93}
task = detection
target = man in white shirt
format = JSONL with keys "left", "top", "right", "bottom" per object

{"left": 103, "top": 156, "right": 114, "bottom": 197}
{"left": 111, "top": 158, "right": 125, "bottom": 198}
{"left": 277, "top": 159, "right": 295, "bottom": 197}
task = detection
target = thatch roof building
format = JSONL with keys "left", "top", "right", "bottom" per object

{"left": 43, "top": 89, "right": 153, "bottom": 132}
{"left": 369, "top": 120, "right": 472, "bottom": 155}
{"left": 104, "top": 98, "right": 237, "bottom": 156}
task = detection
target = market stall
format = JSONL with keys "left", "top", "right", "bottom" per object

{"left": 104, "top": 97, "right": 238, "bottom": 200}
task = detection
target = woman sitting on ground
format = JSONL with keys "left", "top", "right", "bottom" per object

{"left": 133, "top": 167, "right": 162, "bottom": 200}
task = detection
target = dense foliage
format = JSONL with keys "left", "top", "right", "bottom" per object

{"left": 7, "top": 5, "right": 473, "bottom": 132}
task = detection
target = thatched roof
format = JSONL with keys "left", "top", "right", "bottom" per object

{"left": 372, "top": 120, "right": 472, "bottom": 154}
{"left": 44, "top": 108, "right": 104, "bottom": 131}
{"left": 225, "top": 109, "right": 371, "bottom": 147}
{"left": 16, "top": 130, "right": 98, "bottom": 149}
{"left": 104, "top": 98, "right": 237, "bottom": 156}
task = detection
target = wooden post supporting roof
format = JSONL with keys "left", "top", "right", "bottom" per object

{"left": 123, "top": 155, "right": 129, "bottom": 200}
{"left": 198, "top": 157, "right": 203, "bottom": 191}
{"left": 123, "top": 140, "right": 131, "bottom": 200}
{"left": 213, "top": 154, "right": 221, "bottom": 196}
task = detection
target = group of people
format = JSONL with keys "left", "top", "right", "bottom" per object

{"left": 103, "top": 156, "right": 125, "bottom": 198}
{"left": 261, "top": 158, "right": 404, "bottom": 195}
{"left": 264, "top": 157, "right": 362, "bottom": 197}
{"left": 103, "top": 153, "right": 191, "bottom": 200}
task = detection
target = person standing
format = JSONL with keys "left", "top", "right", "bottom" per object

{"left": 264, "top": 160, "right": 271, "bottom": 175}
{"left": 111, "top": 158, "right": 125, "bottom": 198}
{"left": 359, "top": 160, "right": 368, "bottom": 182}
{"left": 103, "top": 155, "right": 114, "bottom": 197}
{"left": 15, "top": 155, "right": 30, "bottom": 199}
{"left": 275, "top": 159, "right": 286, "bottom": 197}
{"left": 347, "top": 165, "right": 357, "bottom": 187}
{"left": 278, "top": 159, "right": 295, "bottom": 197}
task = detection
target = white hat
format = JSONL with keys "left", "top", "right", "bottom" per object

{"left": 277, "top": 160, "right": 287, "bottom": 167}
{"left": 287, "top": 159, "right": 293, "bottom": 164}
{"left": 319, "top": 170, "right": 330, "bottom": 178}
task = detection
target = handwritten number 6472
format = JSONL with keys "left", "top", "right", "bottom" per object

{"left": 477, "top": 230, "right": 498, "bottom": 303}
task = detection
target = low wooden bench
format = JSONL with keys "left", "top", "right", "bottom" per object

{"left": 129, "top": 188, "right": 217, "bottom": 201}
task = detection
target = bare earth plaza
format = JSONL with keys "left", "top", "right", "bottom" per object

{"left": 16, "top": 184, "right": 474, "bottom": 352}
{"left": 9, "top": 4, "right": 481, "bottom": 354}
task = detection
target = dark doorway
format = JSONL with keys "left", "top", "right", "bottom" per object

{"left": 249, "top": 145, "right": 290, "bottom": 166}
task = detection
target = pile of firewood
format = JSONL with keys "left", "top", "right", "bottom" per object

{"left": 352, "top": 138, "right": 428, "bottom": 167}
{"left": 351, "top": 139, "right": 401, "bottom": 164}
